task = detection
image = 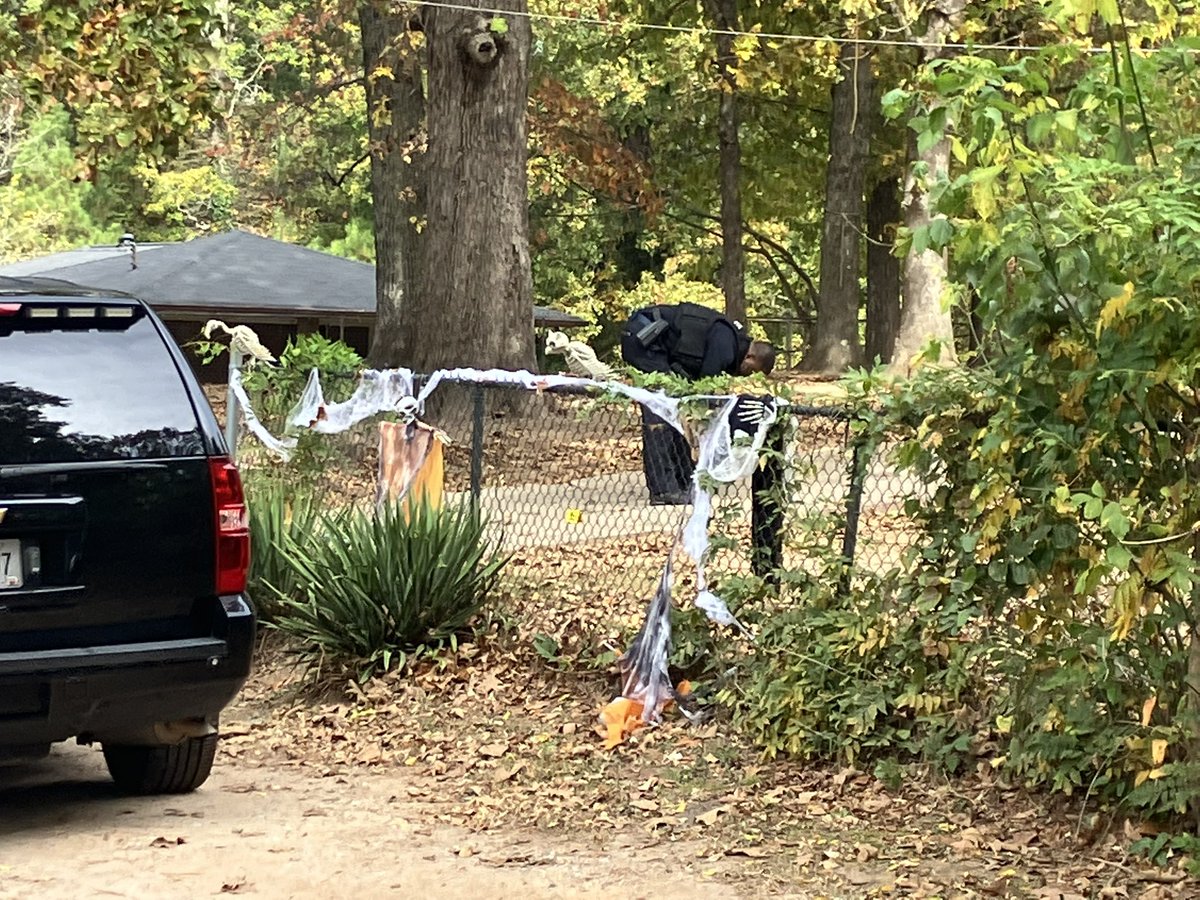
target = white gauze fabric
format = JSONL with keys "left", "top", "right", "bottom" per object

{"left": 617, "top": 552, "right": 677, "bottom": 725}
{"left": 415, "top": 368, "right": 685, "bottom": 435}
{"left": 287, "top": 367, "right": 415, "bottom": 434}
{"left": 234, "top": 366, "right": 685, "bottom": 454}
{"left": 229, "top": 369, "right": 297, "bottom": 460}
{"left": 681, "top": 396, "right": 779, "bottom": 631}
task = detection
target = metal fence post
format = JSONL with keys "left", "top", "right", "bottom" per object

{"left": 470, "top": 384, "right": 485, "bottom": 504}
{"left": 839, "top": 424, "right": 869, "bottom": 595}
{"left": 224, "top": 346, "right": 243, "bottom": 462}
{"left": 751, "top": 420, "right": 787, "bottom": 585}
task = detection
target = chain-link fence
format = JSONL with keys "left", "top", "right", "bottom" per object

{"left": 220, "top": 375, "right": 929, "bottom": 604}
{"left": 393, "top": 380, "right": 925, "bottom": 602}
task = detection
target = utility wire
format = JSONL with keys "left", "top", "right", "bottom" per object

{"left": 414, "top": 0, "right": 1168, "bottom": 55}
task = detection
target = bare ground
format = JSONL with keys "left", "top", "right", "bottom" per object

{"left": 3, "top": 631, "right": 1196, "bottom": 900}
{"left": 0, "top": 741, "right": 732, "bottom": 900}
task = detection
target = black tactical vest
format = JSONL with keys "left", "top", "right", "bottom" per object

{"left": 644, "top": 302, "right": 751, "bottom": 378}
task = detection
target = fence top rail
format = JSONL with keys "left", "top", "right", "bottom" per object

{"left": 413, "top": 373, "right": 852, "bottom": 419}
{"left": 245, "top": 367, "right": 851, "bottom": 419}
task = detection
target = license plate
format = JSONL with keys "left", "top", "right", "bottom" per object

{"left": 0, "top": 539, "right": 22, "bottom": 589}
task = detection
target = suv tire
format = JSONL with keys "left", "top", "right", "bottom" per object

{"left": 102, "top": 732, "right": 219, "bottom": 795}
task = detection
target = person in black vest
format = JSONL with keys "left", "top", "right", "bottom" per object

{"left": 620, "top": 302, "right": 776, "bottom": 505}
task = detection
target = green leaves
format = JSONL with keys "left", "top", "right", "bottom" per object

{"left": 244, "top": 474, "right": 325, "bottom": 622}
{"left": 842, "top": 17, "right": 1200, "bottom": 826}
{"left": 910, "top": 216, "right": 954, "bottom": 254}
{"left": 881, "top": 87, "right": 912, "bottom": 121}
{"left": 5, "top": 0, "right": 218, "bottom": 161}
{"left": 271, "top": 499, "right": 510, "bottom": 679}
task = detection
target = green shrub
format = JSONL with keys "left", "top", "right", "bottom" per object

{"left": 239, "top": 332, "right": 362, "bottom": 424}
{"left": 241, "top": 333, "right": 364, "bottom": 479}
{"left": 190, "top": 331, "right": 364, "bottom": 480}
{"left": 999, "top": 617, "right": 1200, "bottom": 821}
{"left": 245, "top": 475, "right": 323, "bottom": 622}
{"left": 270, "top": 499, "right": 509, "bottom": 678}
{"left": 726, "top": 572, "right": 992, "bottom": 772}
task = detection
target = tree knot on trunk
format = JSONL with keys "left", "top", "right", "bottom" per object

{"left": 460, "top": 17, "right": 506, "bottom": 70}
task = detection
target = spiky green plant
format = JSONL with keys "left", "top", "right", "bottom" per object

{"left": 270, "top": 499, "right": 508, "bottom": 678}
{"left": 244, "top": 475, "right": 323, "bottom": 622}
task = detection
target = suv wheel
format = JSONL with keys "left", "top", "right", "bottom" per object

{"left": 102, "top": 733, "right": 219, "bottom": 795}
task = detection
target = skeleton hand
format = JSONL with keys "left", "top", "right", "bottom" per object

{"left": 729, "top": 395, "right": 776, "bottom": 436}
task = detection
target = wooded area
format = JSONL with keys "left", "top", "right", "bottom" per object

{"left": 8, "top": 0, "right": 1200, "bottom": 886}
{"left": 8, "top": 0, "right": 1188, "bottom": 376}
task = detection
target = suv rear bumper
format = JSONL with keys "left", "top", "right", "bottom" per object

{"left": 0, "top": 595, "right": 254, "bottom": 747}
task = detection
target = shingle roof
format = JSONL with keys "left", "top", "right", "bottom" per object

{"left": 0, "top": 230, "right": 586, "bottom": 327}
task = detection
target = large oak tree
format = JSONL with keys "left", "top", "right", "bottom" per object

{"left": 365, "top": 0, "right": 536, "bottom": 375}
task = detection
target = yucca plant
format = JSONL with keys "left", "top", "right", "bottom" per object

{"left": 270, "top": 499, "right": 508, "bottom": 677}
{"left": 245, "top": 475, "right": 324, "bottom": 622}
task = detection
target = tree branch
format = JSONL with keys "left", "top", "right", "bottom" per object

{"left": 746, "top": 242, "right": 804, "bottom": 314}
{"left": 665, "top": 208, "right": 818, "bottom": 316}
{"left": 322, "top": 149, "right": 372, "bottom": 188}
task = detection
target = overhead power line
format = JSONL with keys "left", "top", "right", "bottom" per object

{"left": 413, "top": 0, "right": 1162, "bottom": 55}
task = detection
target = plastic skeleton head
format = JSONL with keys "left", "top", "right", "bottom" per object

{"left": 544, "top": 330, "right": 569, "bottom": 355}
{"left": 395, "top": 395, "right": 420, "bottom": 424}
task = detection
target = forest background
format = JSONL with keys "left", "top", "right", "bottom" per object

{"left": 10, "top": 0, "right": 1177, "bottom": 374}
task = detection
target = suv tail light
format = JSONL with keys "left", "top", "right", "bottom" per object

{"left": 209, "top": 457, "right": 250, "bottom": 595}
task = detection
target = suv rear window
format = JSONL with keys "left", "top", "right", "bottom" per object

{"left": 0, "top": 304, "right": 205, "bottom": 464}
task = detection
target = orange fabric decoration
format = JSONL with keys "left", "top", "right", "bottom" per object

{"left": 598, "top": 682, "right": 692, "bottom": 749}
{"left": 600, "top": 697, "right": 646, "bottom": 749}
{"left": 377, "top": 421, "right": 446, "bottom": 512}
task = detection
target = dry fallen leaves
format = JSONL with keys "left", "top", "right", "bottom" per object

{"left": 222, "top": 563, "right": 1200, "bottom": 900}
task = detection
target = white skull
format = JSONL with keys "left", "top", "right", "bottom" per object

{"left": 396, "top": 395, "right": 420, "bottom": 423}
{"left": 545, "top": 330, "right": 569, "bottom": 354}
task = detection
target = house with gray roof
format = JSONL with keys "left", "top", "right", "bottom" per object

{"left": 0, "top": 229, "right": 586, "bottom": 378}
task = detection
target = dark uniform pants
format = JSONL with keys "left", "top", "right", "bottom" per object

{"left": 621, "top": 314, "right": 695, "bottom": 500}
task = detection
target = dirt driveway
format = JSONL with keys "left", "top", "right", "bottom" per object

{"left": 0, "top": 743, "right": 742, "bottom": 900}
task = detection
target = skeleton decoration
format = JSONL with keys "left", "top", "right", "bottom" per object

{"left": 544, "top": 330, "right": 615, "bottom": 380}
{"left": 377, "top": 393, "right": 452, "bottom": 509}
{"left": 201, "top": 319, "right": 275, "bottom": 365}
{"left": 377, "top": 420, "right": 448, "bottom": 509}
{"left": 204, "top": 320, "right": 292, "bottom": 457}
{"left": 395, "top": 395, "right": 421, "bottom": 425}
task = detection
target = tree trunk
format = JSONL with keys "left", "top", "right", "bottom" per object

{"left": 802, "top": 43, "right": 873, "bottom": 376}
{"left": 865, "top": 176, "right": 901, "bottom": 365}
{"left": 704, "top": 0, "right": 746, "bottom": 325}
{"left": 360, "top": 0, "right": 425, "bottom": 368}
{"left": 614, "top": 122, "right": 660, "bottom": 287}
{"left": 1187, "top": 535, "right": 1200, "bottom": 817}
{"left": 403, "top": 0, "right": 536, "bottom": 378}
{"left": 889, "top": 0, "right": 967, "bottom": 376}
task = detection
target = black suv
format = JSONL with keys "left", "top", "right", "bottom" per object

{"left": 0, "top": 276, "right": 254, "bottom": 794}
